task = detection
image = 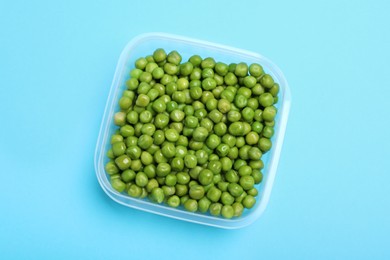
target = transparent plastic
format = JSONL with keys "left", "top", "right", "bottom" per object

{"left": 94, "top": 33, "right": 291, "bottom": 229}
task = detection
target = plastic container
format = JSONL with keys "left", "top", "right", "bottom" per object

{"left": 94, "top": 33, "right": 291, "bottom": 229}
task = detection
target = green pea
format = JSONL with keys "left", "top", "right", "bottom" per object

{"left": 176, "top": 172, "right": 190, "bottom": 185}
{"left": 105, "top": 161, "right": 119, "bottom": 175}
{"left": 240, "top": 176, "right": 255, "bottom": 190}
{"left": 198, "top": 197, "right": 211, "bottom": 213}
{"left": 202, "top": 78, "right": 217, "bottom": 90}
{"left": 180, "top": 195, "right": 189, "bottom": 205}
{"left": 144, "top": 165, "right": 156, "bottom": 178}
{"left": 260, "top": 74, "right": 274, "bottom": 88}
{"left": 189, "top": 185, "right": 205, "bottom": 200}
{"left": 224, "top": 72, "right": 237, "bottom": 86}
{"left": 217, "top": 99, "right": 231, "bottom": 114}
{"left": 228, "top": 122, "right": 245, "bottom": 136}
{"left": 198, "top": 169, "right": 213, "bottom": 186}
{"left": 167, "top": 195, "right": 181, "bottom": 208}
{"left": 170, "top": 109, "right": 185, "bottom": 122}
{"left": 194, "top": 108, "right": 208, "bottom": 120}
{"left": 242, "top": 195, "right": 256, "bottom": 209}
{"left": 202, "top": 68, "right": 214, "bottom": 78}
{"left": 161, "top": 142, "right": 176, "bottom": 158}
{"left": 180, "top": 62, "right": 194, "bottom": 76}
{"left": 250, "top": 160, "right": 264, "bottom": 170}
{"left": 208, "top": 160, "right": 222, "bottom": 174}
{"left": 171, "top": 157, "right": 184, "bottom": 171}
{"left": 259, "top": 137, "right": 272, "bottom": 152}
{"left": 184, "top": 199, "right": 198, "bottom": 212}
{"left": 227, "top": 111, "right": 241, "bottom": 122}
{"left": 221, "top": 205, "right": 234, "bottom": 219}
{"left": 167, "top": 50, "right": 182, "bottom": 65}
{"left": 234, "top": 62, "right": 248, "bottom": 77}
{"left": 125, "top": 136, "right": 138, "bottom": 147}
{"left": 184, "top": 116, "right": 199, "bottom": 128}
{"left": 162, "top": 185, "right": 176, "bottom": 196}
{"left": 114, "top": 112, "right": 126, "bottom": 126}
{"left": 127, "top": 184, "right": 142, "bottom": 198}
{"left": 262, "top": 106, "right": 277, "bottom": 122}
{"left": 228, "top": 183, "right": 244, "bottom": 197}
{"left": 184, "top": 154, "right": 197, "bottom": 168}
{"left": 201, "top": 57, "right": 216, "bottom": 69}
{"left": 207, "top": 186, "right": 222, "bottom": 202}
{"left": 232, "top": 202, "right": 244, "bottom": 217}
{"left": 190, "top": 67, "right": 202, "bottom": 80}
{"left": 208, "top": 109, "right": 223, "bottom": 123}
{"left": 154, "top": 113, "right": 169, "bottom": 129}
{"left": 192, "top": 126, "right": 209, "bottom": 142}
{"left": 175, "top": 184, "right": 188, "bottom": 196}
{"left": 214, "top": 122, "right": 227, "bottom": 136}
{"left": 217, "top": 181, "right": 229, "bottom": 192}
{"left": 175, "top": 145, "right": 187, "bottom": 158}
{"left": 246, "top": 131, "right": 259, "bottom": 145}
{"left": 112, "top": 141, "right": 126, "bottom": 156}
{"left": 140, "top": 151, "right": 153, "bottom": 166}
{"left": 156, "top": 162, "right": 171, "bottom": 177}
{"left": 209, "top": 203, "right": 223, "bottom": 216}
{"left": 121, "top": 169, "right": 136, "bottom": 183}
{"left": 242, "top": 107, "right": 255, "bottom": 122}
{"left": 234, "top": 94, "right": 247, "bottom": 109}
{"left": 165, "top": 174, "right": 177, "bottom": 187}
{"left": 221, "top": 191, "right": 235, "bottom": 205}
{"left": 212, "top": 86, "right": 224, "bottom": 98}
{"left": 153, "top": 48, "right": 167, "bottom": 63}
{"left": 200, "top": 118, "right": 214, "bottom": 132}
{"left": 195, "top": 150, "right": 208, "bottom": 165}
{"left": 259, "top": 93, "right": 274, "bottom": 107}
{"left": 164, "top": 128, "right": 179, "bottom": 142}
{"left": 126, "top": 78, "right": 139, "bottom": 90}
{"left": 206, "top": 98, "right": 218, "bottom": 111}
{"left": 225, "top": 169, "right": 239, "bottom": 183}
{"left": 189, "top": 55, "right": 202, "bottom": 67}
{"left": 215, "top": 62, "right": 229, "bottom": 76}
{"left": 249, "top": 63, "right": 264, "bottom": 77}
{"left": 176, "top": 135, "right": 188, "bottom": 147}
{"left": 150, "top": 187, "right": 165, "bottom": 203}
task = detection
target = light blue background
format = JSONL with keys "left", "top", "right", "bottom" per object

{"left": 1, "top": 0, "right": 389, "bottom": 259}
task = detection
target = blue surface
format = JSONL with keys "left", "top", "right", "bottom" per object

{"left": 0, "top": 0, "right": 389, "bottom": 258}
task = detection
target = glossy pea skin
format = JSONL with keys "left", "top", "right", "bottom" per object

{"left": 221, "top": 205, "right": 234, "bottom": 219}
{"left": 209, "top": 203, "right": 223, "bottom": 216}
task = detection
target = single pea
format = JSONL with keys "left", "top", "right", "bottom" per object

{"left": 139, "top": 151, "right": 153, "bottom": 165}
{"left": 180, "top": 62, "right": 194, "bottom": 76}
{"left": 235, "top": 190, "right": 247, "bottom": 203}
{"left": 221, "top": 205, "right": 234, "bottom": 219}
{"left": 212, "top": 86, "right": 224, "bottom": 98}
{"left": 228, "top": 183, "right": 244, "bottom": 197}
{"left": 250, "top": 159, "right": 264, "bottom": 170}
{"left": 198, "top": 197, "right": 211, "bottom": 213}
{"left": 248, "top": 147, "right": 262, "bottom": 160}
{"left": 208, "top": 110, "right": 223, "bottom": 123}
{"left": 182, "top": 127, "right": 194, "bottom": 137}
{"left": 175, "top": 145, "right": 187, "bottom": 158}
{"left": 190, "top": 67, "right": 202, "bottom": 81}
{"left": 170, "top": 109, "right": 185, "bottom": 122}
{"left": 154, "top": 150, "right": 167, "bottom": 163}
{"left": 209, "top": 203, "right": 223, "bottom": 216}
{"left": 156, "top": 177, "right": 166, "bottom": 186}
{"left": 215, "top": 143, "right": 229, "bottom": 157}
{"left": 221, "top": 134, "right": 236, "bottom": 148}
{"left": 161, "top": 142, "right": 176, "bottom": 158}
{"left": 189, "top": 85, "right": 203, "bottom": 100}
{"left": 170, "top": 122, "right": 183, "bottom": 134}
{"left": 192, "top": 126, "right": 209, "bottom": 142}
{"left": 246, "top": 131, "right": 260, "bottom": 145}
{"left": 163, "top": 186, "right": 176, "bottom": 197}
{"left": 225, "top": 169, "right": 239, "bottom": 183}
{"left": 119, "top": 125, "right": 134, "bottom": 138}
{"left": 234, "top": 94, "right": 248, "bottom": 109}
{"left": 240, "top": 175, "right": 255, "bottom": 190}
{"left": 215, "top": 62, "right": 229, "bottom": 76}
{"left": 156, "top": 162, "right": 171, "bottom": 177}
{"left": 259, "top": 137, "right": 272, "bottom": 152}
{"left": 139, "top": 71, "right": 152, "bottom": 83}
{"left": 135, "top": 94, "right": 150, "bottom": 107}
{"left": 153, "top": 130, "right": 165, "bottom": 145}
{"left": 184, "top": 116, "right": 199, "bottom": 128}
{"left": 121, "top": 169, "right": 136, "bottom": 183}
{"left": 135, "top": 57, "right": 148, "bottom": 69}
{"left": 171, "top": 157, "right": 184, "bottom": 171}
{"left": 137, "top": 82, "right": 152, "bottom": 94}
{"left": 202, "top": 78, "right": 217, "bottom": 90}
{"left": 200, "top": 118, "right": 214, "bottom": 132}
{"left": 150, "top": 187, "right": 165, "bottom": 203}
{"left": 241, "top": 108, "right": 255, "bottom": 124}
{"left": 206, "top": 98, "right": 218, "bottom": 111}
{"left": 249, "top": 63, "right": 264, "bottom": 77}
{"left": 184, "top": 154, "right": 197, "bottom": 169}
{"left": 130, "top": 68, "right": 142, "bottom": 79}
{"left": 228, "top": 122, "right": 245, "bottom": 136}
{"left": 252, "top": 170, "right": 263, "bottom": 184}
{"left": 184, "top": 199, "right": 198, "bottom": 212}
{"left": 189, "top": 55, "right": 202, "bottom": 67}
{"left": 139, "top": 110, "right": 152, "bottom": 123}
{"left": 126, "top": 111, "right": 139, "bottom": 124}
{"left": 125, "top": 136, "right": 138, "bottom": 147}
{"left": 205, "top": 134, "right": 221, "bottom": 149}
{"left": 165, "top": 174, "right": 177, "bottom": 187}
{"left": 114, "top": 112, "right": 126, "bottom": 126}
{"left": 242, "top": 195, "right": 256, "bottom": 209}
{"left": 127, "top": 184, "right": 142, "bottom": 198}
{"left": 163, "top": 62, "right": 179, "bottom": 75}
{"left": 227, "top": 110, "right": 241, "bottom": 122}
{"left": 217, "top": 99, "right": 231, "bottom": 114}
{"left": 165, "top": 82, "right": 177, "bottom": 96}
{"left": 114, "top": 154, "right": 132, "bottom": 171}
{"left": 176, "top": 172, "right": 190, "bottom": 185}
{"left": 232, "top": 202, "right": 244, "bottom": 217}
{"left": 207, "top": 186, "right": 222, "bottom": 202}
{"left": 198, "top": 169, "right": 213, "bottom": 186}
{"left": 112, "top": 141, "right": 126, "bottom": 156}
{"left": 262, "top": 106, "right": 277, "bottom": 122}
{"left": 119, "top": 96, "right": 132, "bottom": 110}
{"left": 220, "top": 157, "right": 233, "bottom": 172}
{"left": 154, "top": 113, "right": 169, "bottom": 129}
{"left": 202, "top": 68, "right": 214, "bottom": 78}
{"left": 208, "top": 160, "right": 222, "bottom": 174}
{"left": 105, "top": 161, "right": 119, "bottom": 175}
{"left": 152, "top": 99, "right": 166, "bottom": 113}
{"left": 201, "top": 57, "right": 216, "bottom": 69}
{"left": 265, "top": 120, "right": 275, "bottom": 127}
{"left": 194, "top": 108, "right": 208, "bottom": 120}
{"left": 137, "top": 135, "right": 153, "bottom": 150}
{"left": 247, "top": 187, "right": 258, "bottom": 197}
{"left": 147, "top": 88, "right": 159, "bottom": 101}
{"left": 133, "top": 122, "right": 143, "bottom": 137}
{"left": 269, "top": 83, "right": 279, "bottom": 97}
{"left": 235, "top": 62, "right": 248, "bottom": 77}
{"left": 213, "top": 174, "right": 222, "bottom": 184}
{"left": 253, "top": 109, "right": 263, "bottom": 122}
{"left": 202, "top": 145, "right": 213, "bottom": 156}
{"left": 189, "top": 185, "right": 205, "bottom": 200}
{"left": 243, "top": 75, "right": 257, "bottom": 88}
{"left": 260, "top": 74, "right": 274, "bottom": 88}
{"left": 175, "top": 184, "right": 188, "bottom": 196}
{"left": 177, "top": 78, "right": 189, "bottom": 90}
{"left": 144, "top": 164, "right": 156, "bottom": 179}
{"left": 221, "top": 191, "right": 235, "bottom": 205}
{"left": 251, "top": 121, "right": 264, "bottom": 134}
{"left": 195, "top": 149, "right": 209, "bottom": 165}
{"left": 167, "top": 50, "right": 182, "bottom": 65}
{"left": 126, "top": 78, "right": 139, "bottom": 90}
{"left": 164, "top": 128, "right": 179, "bottom": 142}
{"left": 224, "top": 72, "right": 238, "bottom": 85}
{"left": 176, "top": 135, "right": 188, "bottom": 147}
{"left": 167, "top": 195, "right": 180, "bottom": 208}
{"left": 259, "top": 93, "right": 274, "bottom": 107}
{"left": 130, "top": 158, "right": 142, "bottom": 171}
{"left": 153, "top": 48, "right": 167, "bottom": 63}
{"left": 134, "top": 172, "right": 148, "bottom": 187}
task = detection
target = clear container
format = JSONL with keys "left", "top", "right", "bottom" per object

{"left": 94, "top": 33, "right": 291, "bottom": 229}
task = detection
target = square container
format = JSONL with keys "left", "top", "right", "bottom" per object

{"left": 94, "top": 33, "right": 291, "bottom": 229}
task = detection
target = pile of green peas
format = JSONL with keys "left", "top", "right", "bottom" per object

{"left": 105, "top": 48, "right": 279, "bottom": 219}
